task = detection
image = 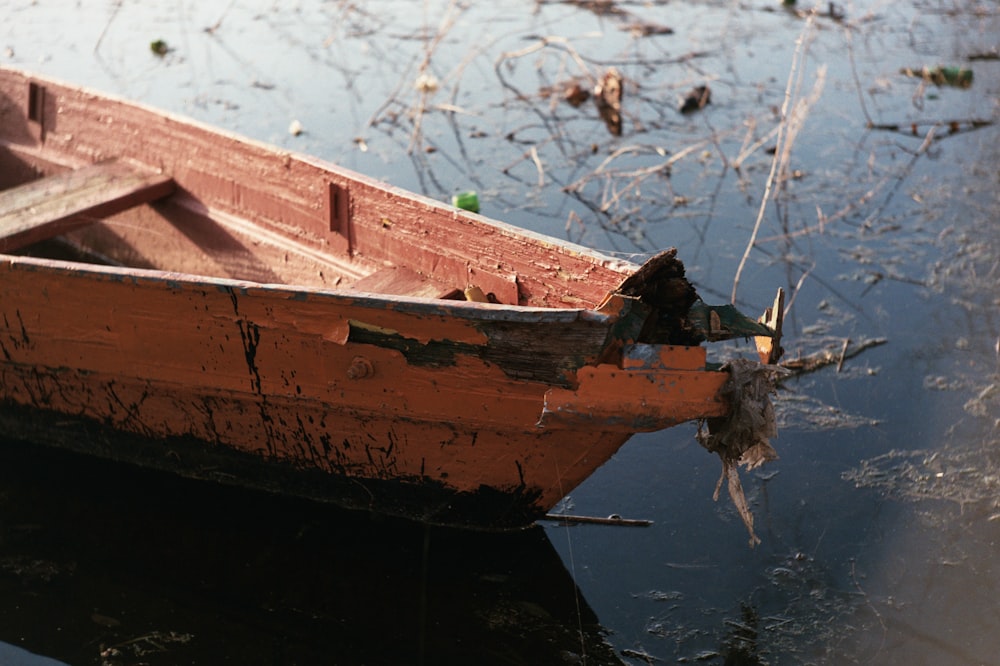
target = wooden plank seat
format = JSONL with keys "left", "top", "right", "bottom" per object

{"left": 349, "top": 266, "right": 463, "bottom": 300}
{"left": 0, "top": 159, "right": 175, "bottom": 252}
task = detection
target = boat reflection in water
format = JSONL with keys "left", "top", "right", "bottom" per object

{"left": 0, "top": 439, "right": 622, "bottom": 665}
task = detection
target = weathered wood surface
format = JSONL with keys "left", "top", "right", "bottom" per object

{"left": 0, "top": 67, "right": 776, "bottom": 530}
{"left": 0, "top": 253, "right": 739, "bottom": 519}
{"left": 0, "top": 159, "right": 174, "bottom": 252}
{"left": 0, "top": 256, "right": 638, "bottom": 526}
{"left": 756, "top": 288, "right": 785, "bottom": 365}
{"left": 0, "top": 67, "right": 634, "bottom": 307}
{"left": 350, "top": 265, "right": 462, "bottom": 299}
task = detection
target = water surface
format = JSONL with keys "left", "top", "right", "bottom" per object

{"left": 1, "top": 1, "right": 998, "bottom": 663}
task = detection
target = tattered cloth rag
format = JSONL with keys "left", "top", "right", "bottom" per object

{"left": 696, "top": 358, "right": 787, "bottom": 546}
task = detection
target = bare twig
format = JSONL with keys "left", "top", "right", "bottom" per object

{"left": 495, "top": 35, "right": 598, "bottom": 88}
{"left": 733, "top": 122, "right": 781, "bottom": 171}
{"left": 93, "top": 0, "right": 123, "bottom": 54}
{"left": 777, "top": 64, "right": 826, "bottom": 187}
{"left": 529, "top": 145, "right": 545, "bottom": 188}
{"left": 731, "top": 13, "right": 817, "bottom": 304}
{"left": 563, "top": 140, "right": 712, "bottom": 214}
{"left": 851, "top": 559, "right": 888, "bottom": 659}
{"left": 781, "top": 337, "right": 887, "bottom": 376}
{"left": 205, "top": 0, "right": 238, "bottom": 34}
{"left": 867, "top": 118, "right": 994, "bottom": 134}
{"left": 758, "top": 170, "right": 892, "bottom": 242}
{"left": 782, "top": 262, "right": 814, "bottom": 316}
{"left": 845, "top": 21, "right": 873, "bottom": 127}
{"left": 409, "top": 4, "right": 463, "bottom": 153}
{"left": 836, "top": 337, "right": 850, "bottom": 372}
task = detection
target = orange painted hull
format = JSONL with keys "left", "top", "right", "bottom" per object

{"left": 0, "top": 68, "right": 767, "bottom": 529}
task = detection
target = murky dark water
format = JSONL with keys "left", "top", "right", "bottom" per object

{"left": 0, "top": 440, "right": 620, "bottom": 665}
{"left": 2, "top": 1, "right": 998, "bottom": 664}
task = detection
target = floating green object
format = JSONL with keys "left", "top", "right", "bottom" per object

{"left": 687, "top": 301, "right": 774, "bottom": 342}
{"left": 150, "top": 39, "right": 169, "bottom": 56}
{"left": 452, "top": 191, "right": 480, "bottom": 213}
{"left": 937, "top": 66, "right": 973, "bottom": 88}
{"left": 900, "top": 65, "right": 973, "bottom": 89}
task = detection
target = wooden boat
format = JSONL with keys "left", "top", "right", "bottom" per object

{"left": 0, "top": 67, "right": 781, "bottom": 530}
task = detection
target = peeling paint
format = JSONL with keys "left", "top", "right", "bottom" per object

{"left": 0, "top": 68, "right": 780, "bottom": 530}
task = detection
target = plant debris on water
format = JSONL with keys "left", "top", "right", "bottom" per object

{"left": 844, "top": 443, "right": 1000, "bottom": 519}
{"left": 100, "top": 631, "right": 194, "bottom": 665}
{"left": 1, "top": 0, "right": 998, "bottom": 663}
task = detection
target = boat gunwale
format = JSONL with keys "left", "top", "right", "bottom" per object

{"left": 0, "top": 251, "right": 620, "bottom": 326}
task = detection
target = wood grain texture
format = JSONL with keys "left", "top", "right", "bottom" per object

{"left": 0, "top": 67, "right": 756, "bottom": 529}
{"left": 0, "top": 159, "right": 174, "bottom": 252}
{"left": 0, "top": 67, "right": 635, "bottom": 307}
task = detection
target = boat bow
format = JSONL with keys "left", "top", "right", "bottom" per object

{"left": 537, "top": 342, "right": 730, "bottom": 430}
{"left": 537, "top": 249, "right": 784, "bottom": 433}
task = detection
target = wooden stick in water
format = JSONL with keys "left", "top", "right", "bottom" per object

{"left": 542, "top": 513, "right": 653, "bottom": 527}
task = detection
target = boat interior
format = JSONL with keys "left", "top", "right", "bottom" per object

{"left": 0, "top": 70, "right": 635, "bottom": 312}
{"left": 0, "top": 149, "right": 494, "bottom": 302}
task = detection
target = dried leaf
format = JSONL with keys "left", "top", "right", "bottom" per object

{"left": 594, "top": 68, "right": 624, "bottom": 136}
{"left": 679, "top": 85, "right": 711, "bottom": 114}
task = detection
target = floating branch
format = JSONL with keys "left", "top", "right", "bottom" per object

{"left": 542, "top": 513, "right": 653, "bottom": 527}
{"left": 780, "top": 337, "right": 887, "bottom": 376}
{"left": 867, "top": 118, "right": 994, "bottom": 137}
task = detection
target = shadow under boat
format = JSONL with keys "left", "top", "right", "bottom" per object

{"left": 0, "top": 437, "right": 623, "bottom": 665}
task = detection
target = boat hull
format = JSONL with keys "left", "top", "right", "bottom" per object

{"left": 0, "top": 256, "right": 727, "bottom": 529}
{"left": 0, "top": 67, "right": 762, "bottom": 530}
{"left": 0, "top": 401, "right": 630, "bottom": 530}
